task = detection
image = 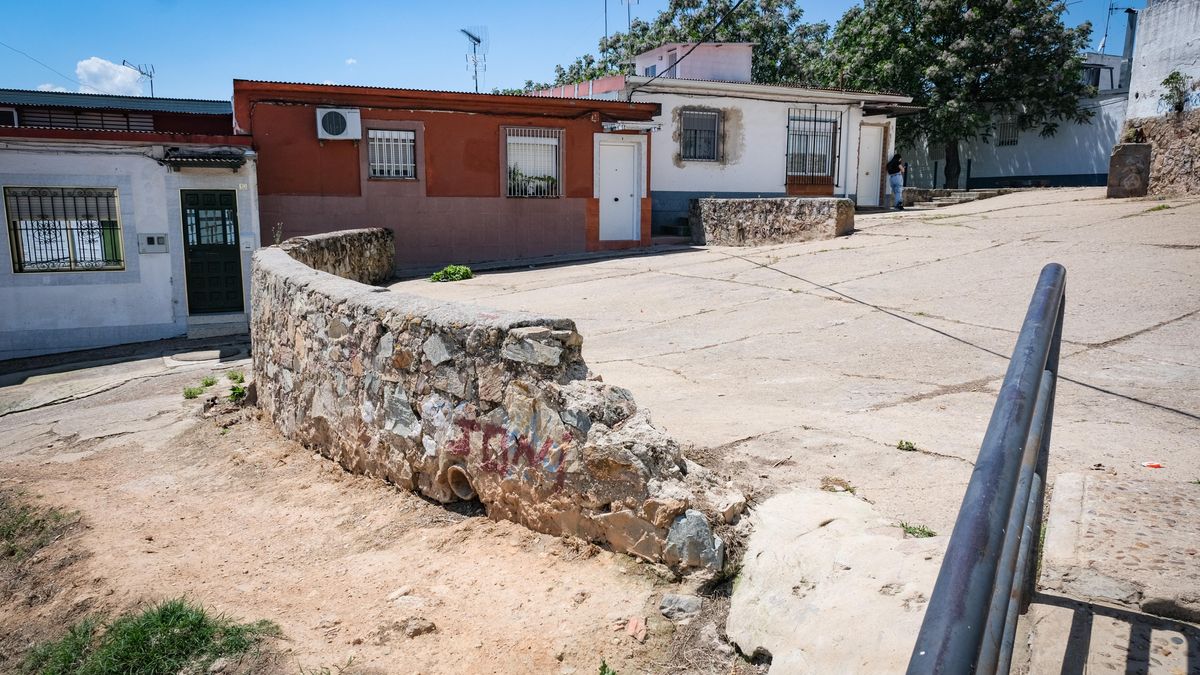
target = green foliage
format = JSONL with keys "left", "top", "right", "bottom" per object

{"left": 1, "top": 493, "right": 76, "bottom": 562}
{"left": 183, "top": 387, "right": 204, "bottom": 400}
{"left": 199, "top": 376, "right": 217, "bottom": 388}
{"left": 599, "top": 660, "right": 619, "bottom": 675}
{"left": 226, "top": 371, "right": 245, "bottom": 384}
{"left": 897, "top": 439, "right": 917, "bottom": 451}
{"left": 430, "top": 265, "right": 474, "bottom": 283}
{"left": 541, "top": 0, "right": 829, "bottom": 87}
{"left": 1146, "top": 204, "right": 1171, "bottom": 212}
{"left": 819, "top": 0, "right": 1093, "bottom": 184}
{"left": 492, "top": 81, "right": 553, "bottom": 95}
{"left": 227, "top": 385, "right": 247, "bottom": 404}
{"left": 21, "top": 598, "right": 280, "bottom": 675}
{"left": 900, "top": 522, "right": 937, "bottom": 538}
{"left": 1161, "top": 70, "right": 1194, "bottom": 113}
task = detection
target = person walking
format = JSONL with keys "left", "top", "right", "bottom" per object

{"left": 887, "top": 153, "right": 905, "bottom": 210}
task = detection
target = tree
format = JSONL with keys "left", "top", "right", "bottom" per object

{"left": 541, "top": 0, "right": 829, "bottom": 87}
{"left": 492, "top": 80, "right": 553, "bottom": 96}
{"left": 819, "top": 0, "right": 1093, "bottom": 188}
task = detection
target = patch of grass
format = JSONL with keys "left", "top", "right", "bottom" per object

{"left": 1190, "top": 478, "right": 1200, "bottom": 485}
{"left": 820, "top": 476, "right": 857, "bottom": 495}
{"left": 1, "top": 493, "right": 78, "bottom": 562}
{"left": 227, "top": 385, "right": 247, "bottom": 403}
{"left": 199, "top": 375, "right": 217, "bottom": 388}
{"left": 897, "top": 439, "right": 918, "bottom": 452}
{"left": 183, "top": 387, "right": 204, "bottom": 400}
{"left": 599, "top": 660, "right": 618, "bottom": 675}
{"left": 225, "top": 370, "right": 245, "bottom": 384}
{"left": 21, "top": 598, "right": 280, "bottom": 675}
{"left": 1146, "top": 204, "right": 1171, "bottom": 212}
{"left": 899, "top": 522, "right": 937, "bottom": 538}
{"left": 430, "top": 264, "right": 473, "bottom": 282}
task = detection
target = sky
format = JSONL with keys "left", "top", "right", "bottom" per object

{"left": 1, "top": 0, "right": 1143, "bottom": 101}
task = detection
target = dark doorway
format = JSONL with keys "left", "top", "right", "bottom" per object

{"left": 181, "top": 190, "right": 243, "bottom": 314}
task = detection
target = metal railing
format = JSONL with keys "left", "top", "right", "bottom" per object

{"left": 907, "top": 263, "right": 1066, "bottom": 675}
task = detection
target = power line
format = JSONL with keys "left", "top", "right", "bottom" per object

{"left": 0, "top": 39, "right": 92, "bottom": 91}
{"left": 626, "top": 0, "right": 748, "bottom": 101}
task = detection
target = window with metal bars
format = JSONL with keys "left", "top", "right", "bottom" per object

{"left": 4, "top": 187, "right": 123, "bottom": 272}
{"left": 997, "top": 118, "right": 1019, "bottom": 146}
{"left": 505, "top": 127, "right": 563, "bottom": 198}
{"left": 680, "top": 109, "right": 721, "bottom": 161}
{"left": 368, "top": 129, "right": 417, "bottom": 178}
{"left": 786, "top": 108, "right": 840, "bottom": 184}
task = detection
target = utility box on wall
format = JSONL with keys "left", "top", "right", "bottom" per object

{"left": 138, "top": 233, "right": 169, "bottom": 254}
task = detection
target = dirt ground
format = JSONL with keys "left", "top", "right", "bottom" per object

{"left": 0, "top": 349, "right": 744, "bottom": 674}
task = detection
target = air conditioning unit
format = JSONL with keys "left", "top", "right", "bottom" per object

{"left": 316, "top": 108, "right": 361, "bottom": 140}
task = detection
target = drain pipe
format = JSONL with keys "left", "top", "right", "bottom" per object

{"left": 446, "top": 465, "right": 477, "bottom": 501}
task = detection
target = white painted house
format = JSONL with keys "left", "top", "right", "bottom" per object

{"left": 1126, "top": 0, "right": 1200, "bottom": 119}
{"left": 0, "top": 90, "right": 260, "bottom": 360}
{"left": 903, "top": 9, "right": 1144, "bottom": 189}
{"left": 536, "top": 44, "right": 916, "bottom": 233}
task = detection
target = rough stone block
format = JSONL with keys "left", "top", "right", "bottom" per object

{"left": 690, "top": 197, "right": 854, "bottom": 246}
{"left": 1107, "top": 143, "right": 1153, "bottom": 198}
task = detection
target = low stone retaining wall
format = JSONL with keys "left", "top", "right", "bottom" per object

{"left": 690, "top": 197, "right": 854, "bottom": 246}
{"left": 251, "top": 228, "right": 723, "bottom": 573}
{"left": 1123, "top": 111, "right": 1200, "bottom": 196}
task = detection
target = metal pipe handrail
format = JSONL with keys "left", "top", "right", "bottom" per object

{"left": 907, "top": 263, "right": 1066, "bottom": 674}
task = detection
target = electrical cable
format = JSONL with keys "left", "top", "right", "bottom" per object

{"left": 625, "top": 0, "right": 748, "bottom": 101}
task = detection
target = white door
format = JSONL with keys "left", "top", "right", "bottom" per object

{"left": 857, "top": 125, "right": 884, "bottom": 207}
{"left": 599, "top": 142, "right": 638, "bottom": 241}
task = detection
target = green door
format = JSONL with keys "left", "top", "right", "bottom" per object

{"left": 181, "top": 190, "right": 244, "bottom": 314}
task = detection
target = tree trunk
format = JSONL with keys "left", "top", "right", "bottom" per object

{"left": 943, "top": 141, "right": 960, "bottom": 189}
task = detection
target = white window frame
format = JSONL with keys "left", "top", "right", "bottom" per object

{"left": 505, "top": 127, "right": 564, "bottom": 198}
{"left": 367, "top": 129, "right": 417, "bottom": 179}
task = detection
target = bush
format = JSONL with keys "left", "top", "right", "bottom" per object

{"left": 430, "top": 265, "right": 474, "bottom": 282}
{"left": 183, "top": 387, "right": 204, "bottom": 400}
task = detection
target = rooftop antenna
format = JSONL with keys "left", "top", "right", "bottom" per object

{"left": 121, "top": 60, "right": 155, "bottom": 97}
{"left": 1097, "top": 0, "right": 1131, "bottom": 54}
{"left": 459, "top": 27, "right": 488, "bottom": 93}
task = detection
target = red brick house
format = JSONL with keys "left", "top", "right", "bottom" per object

{"left": 233, "top": 81, "right": 661, "bottom": 273}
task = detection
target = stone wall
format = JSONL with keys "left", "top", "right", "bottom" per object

{"left": 690, "top": 197, "right": 854, "bottom": 246}
{"left": 1123, "top": 111, "right": 1200, "bottom": 195}
{"left": 277, "top": 228, "right": 396, "bottom": 285}
{"left": 251, "top": 228, "right": 723, "bottom": 573}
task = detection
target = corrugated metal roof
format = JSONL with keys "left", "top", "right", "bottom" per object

{"left": 0, "top": 89, "right": 231, "bottom": 114}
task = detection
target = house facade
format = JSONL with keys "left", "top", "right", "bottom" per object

{"left": 232, "top": 81, "right": 661, "bottom": 274}
{"left": 536, "top": 44, "right": 915, "bottom": 232}
{"left": 0, "top": 90, "right": 260, "bottom": 361}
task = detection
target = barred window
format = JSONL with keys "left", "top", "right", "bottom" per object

{"left": 4, "top": 187, "right": 123, "bottom": 273}
{"left": 506, "top": 127, "right": 562, "bottom": 198}
{"left": 680, "top": 109, "right": 720, "bottom": 161}
{"left": 368, "top": 129, "right": 417, "bottom": 178}
{"left": 997, "top": 119, "right": 1019, "bottom": 146}
{"left": 786, "top": 109, "right": 839, "bottom": 182}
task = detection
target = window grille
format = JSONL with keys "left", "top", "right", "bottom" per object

{"left": 368, "top": 129, "right": 417, "bottom": 178}
{"left": 506, "top": 127, "right": 563, "bottom": 198}
{"left": 4, "top": 187, "right": 123, "bottom": 272}
{"left": 680, "top": 110, "right": 721, "bottom": 161}
{"left": 997, "top": 119, "right": 1019, "bottom": 146}
{"left": 786, "top": 108, "right": 840, "bottom": 185}
{"left": 17, "top": 108, "right": 153, "bottom": 131}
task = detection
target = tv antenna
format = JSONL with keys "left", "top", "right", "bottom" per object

{"left": 121, "top": 60, "right": 155, "bottom": 97}
{"left": 1097, "top": 0, "right": 1131, "bottom": 53}
{"left": 459, "top": 27, "right": 488, "bottom": 93}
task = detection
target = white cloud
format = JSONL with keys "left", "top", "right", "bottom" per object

{"left": 345, "top": 58, "right": 357, "bottom": 66}
{"left": 75, "top": 57, "right": 143, "bottom": 96}
{"left": 36, "top": 83, "right": 69, "bottom": 92}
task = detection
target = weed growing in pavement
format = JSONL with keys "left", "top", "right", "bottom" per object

{"left": 897, "top": 440, "right": 918, "bottom": 451}
{"left": 21, "top": 598, "right": 280, "bottom": 674}
{"left": 430, "top": 264, "right": 473, "bottom": 282}
{"left": 226, "top": 371, "right": 245, "bottom": 384}
{"left": 820, "top": 476, "right": 857, "bottom": 495}
{"left": 900, "top": 522, "right": 937, "bottom": 538}
{"left": 1146, "top": 204, "right": 1171, "bottom": 212}
{"left": 200, "top": 375, "right": 217, "bottom": 387}
{"left": 599, "top": 660, "right": 618, "bottom": 675}
{"left": 228, "top": 385, "right": 247, "bottom": 403}
{"left": 183, "top": 387, "right": 204, "bottom": 400}
{"left": 1, "top": 493, "right": 77, "bottom": 562}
